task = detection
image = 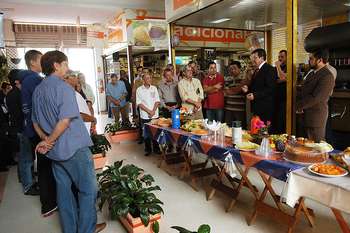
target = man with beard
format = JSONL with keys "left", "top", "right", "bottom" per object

{"left": 274, "top": 50, "right": 287, "bottom": 133}
{"left": 296, "top": 49, "right": 335, "bottom": 142}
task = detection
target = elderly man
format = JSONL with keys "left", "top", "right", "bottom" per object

{"left": 158, "top": 68, "right": 180, "bottom": 118}
{"left": 106, "top": 73, "right": 129, "bottom": 125}
{"left": 226, "top": 61, "right": 243, "bottom": 87}
{"left": 78, "top": 72, "right": 95, "bottom": 104}
{"left": 178, "top": 65, "right": 204, "bottom": 120}
{"left": 32, "top": 50, "right": 105, "bottom": 233}
{"left": 136, "top": 73, "right": 161, "bottom": 156}
{"left": 202, "top": 61, "right": 225, "bottom": 122}
{"left": 296, "top": 49, "right": 335, "bottom": 142}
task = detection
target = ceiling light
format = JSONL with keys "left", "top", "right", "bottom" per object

{"left": 210, "top": 18, "right": 231, "bottom": 24}
{"left": 344, "top": 2, "right": 350, "bottom": 6}
{"left": 256, "top": 22, "right": 277, "bottom": 28}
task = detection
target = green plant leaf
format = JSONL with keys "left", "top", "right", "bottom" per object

{"left": 140, "top": 212, "right": 150, "bottom": 226}
{"left": 171, "top": 226, "right": 195, "bottom": 233}
{"left": 152, "top": 220, "right": 160, "bottom": 233}
{"left": 197, "top": 225, "right": 211, "bottom": 233}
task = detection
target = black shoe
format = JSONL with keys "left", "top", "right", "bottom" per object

{"left": 144, "top": 152, "right": 151, "bottom": 156}
{"left": 7, "top": 160, "right": 18, "bottom": 166}
{"left": 42, "top": 206, "right": 58, "bottom": 217}
{"left": 0, "top": 167, "right": 9, "bottom": 172}
{"left": 24, "top": 185, "right": 40, "bottom": 196}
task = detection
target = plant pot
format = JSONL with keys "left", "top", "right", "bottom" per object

{"left": 108, "top": 129, "right": 139, "bottom": 144}
{"left": 93, "top": 152, "right": 107, "bottom": 170}
{"left": 119, "top": 213, "right": 161, "bottom": 233}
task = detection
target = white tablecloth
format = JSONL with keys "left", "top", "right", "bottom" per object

{"left": 281, "top": 167, "right": 350, "bottom": 214}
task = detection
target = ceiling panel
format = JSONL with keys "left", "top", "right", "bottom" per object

{"left": 175, "top": 0, "right": 350, "bottom": 30}
{"left": 0, "top": 0, "right": 165, "bottom": 24}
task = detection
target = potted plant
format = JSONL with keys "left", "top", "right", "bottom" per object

{"left": 105, "top": 121, "right": 139, "bottom": 143}
{"left": 171, "top": 224, "right": 211, "bottom": 233}
{"left": 97, "top": 161, "right": 163, "bottom": 233}
{"left": 89, "top": 134, "right": 111, "bottom": 170}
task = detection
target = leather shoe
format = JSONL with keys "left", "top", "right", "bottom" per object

{"left": 95, "top": 222, "right": 106, "bottom": 233}
{"left": 24, "top": 185, "right": 40, "bottom": 196}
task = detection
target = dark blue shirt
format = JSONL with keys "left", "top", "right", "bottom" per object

{"left": 32, "top": 75, "right": 92, "bottom": 161}
{"left": 19, "top": 70, "right": 42, "bottom": 138}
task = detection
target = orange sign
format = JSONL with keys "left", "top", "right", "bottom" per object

{"left": 174, "top": 25, "right": 252, "bottom": 43}
{"left": 173, "top": 0, "right": 193, "bottom": 10}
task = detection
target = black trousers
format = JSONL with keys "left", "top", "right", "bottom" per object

{"left": 0, "top": 135, "right": 12, "bottom": 169}
{"left": 31, "top": 136, "right": 57, "bottom": 212}
{"left": 141, "top": 118, "right": 159, "bottom": 153}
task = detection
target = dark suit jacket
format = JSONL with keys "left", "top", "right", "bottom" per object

{"left": 296, "top": 66, "right": 335, "bottom": 128}
{"left": 249, "top": 62, "right": 277, "bottom": 122}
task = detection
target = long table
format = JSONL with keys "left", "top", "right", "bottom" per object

{"left": 144, "top": 123, "right": 317, "bottom": 233}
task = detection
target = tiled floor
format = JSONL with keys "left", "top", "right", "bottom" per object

{"left": 0, "top": 114, "right": 348, "bottom": 233}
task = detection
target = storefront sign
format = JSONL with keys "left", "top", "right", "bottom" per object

{"left": 173, "top": 25, "right": 264, "bottom": 49}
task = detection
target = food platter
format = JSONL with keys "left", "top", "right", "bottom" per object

{"left": 191, "top": 129, "right": 209, "bottom": 136}
{"left": 235, "top": 141, "right": 259, "bottom": 151}
{"left": 308, "top": 163, "right": 348, "bottom": 178}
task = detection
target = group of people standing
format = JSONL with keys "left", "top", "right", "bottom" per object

{"left": 0, "top": 50, "right": 105, "bottom": 233}
{"left": 134, "top": 46, "right": 335, "bottom": 158}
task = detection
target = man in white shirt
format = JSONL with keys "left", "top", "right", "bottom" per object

{"left": 136, "top": 73, "right": 161, "bottom": 156}
{"left": 64, "top": 71, "right": 96, "bottom": 135}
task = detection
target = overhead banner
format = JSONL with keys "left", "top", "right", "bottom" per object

{"left": 87, "top": 24, "right": 107, "bottom": 48}
{"left": 173, "top": 25, "right": 264, "bottom": 49}
{"left": 127, "top": 20, "right": 168, "bottom": 49}
{"left": 165, "top": 0, "right": 220, "bottom": 22}
{"left": 107, "top": 12, "right": 127, "bottom": 43}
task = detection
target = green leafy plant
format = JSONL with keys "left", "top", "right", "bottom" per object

{"left": 171, "top": 224, "right": 211, "bottom": 233}
{"left": 104, "top": 121, "right": 137, "bottom": 134}
{"left": 104, "top": 122, "right": 122, "bottom": 134}
{"left": 89, "top": 134, "right": 111, "bottom": 155}
{"left": 97, "top": 161, "right": 164, "bottom": 228}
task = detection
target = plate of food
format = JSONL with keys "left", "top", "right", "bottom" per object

{"left": 235, "top": 141, "right": 260, "bottom": 151}
{"left": 157, "top": 118, "right": 172, "bottom": 127}
{"left": 191, "top": 129, "right": 209, "bottom": 136}
{"left": 308, "top": 163, "right": 348, "bottom": 178}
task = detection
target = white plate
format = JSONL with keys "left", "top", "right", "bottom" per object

{"left": 308, "top": 164, "right": 348, "bottom": 178}
{"left": 283, "top": 157, "right": 318, "bottom": 166}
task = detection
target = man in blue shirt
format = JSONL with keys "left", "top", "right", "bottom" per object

{"left": 32, "top": 51, "right": 103, "bottom": 233}
{"left": 20, "top": 50, "right": 57, "bottom": 218}
{"left": 106, "top": 73, "right": 130, "bottom": 125}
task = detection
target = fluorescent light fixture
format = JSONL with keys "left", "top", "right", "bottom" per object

{"left": 344, "top": 2, "right": 350, "bottom": 6}
{"left": 256, "top": 22, "right": 277, "bottom": 28}
{"left": 210, "top": 18, "right": 231, "bottom": 24}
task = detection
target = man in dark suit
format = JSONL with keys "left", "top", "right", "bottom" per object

{"left": 296, "top": 49, "right": 335, "bottom": 142}
{"left": 242, "top": 48, "right": 277, "bottom": 127}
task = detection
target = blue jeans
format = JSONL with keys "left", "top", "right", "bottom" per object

{"left": 18, "top": 133, "right": 34, "bottom": 192}
{"left": 206, "top": 109, "right": 224, "bottom": 123}
{"left": 52, "top": 147, "right": 97, "bottom": 233}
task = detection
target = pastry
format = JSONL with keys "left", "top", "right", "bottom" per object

{"left": 284, "top": 142, "right": 328, "bottom": 164}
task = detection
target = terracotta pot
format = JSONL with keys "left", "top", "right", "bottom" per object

{"left": 119, "top": 213, "right": 161, "bottom": 233}
{"left": 93, "top": 152, "right": 107, "bottom": 170}
{"left": 108, "top": 129, "right": 139, "bottom": 144}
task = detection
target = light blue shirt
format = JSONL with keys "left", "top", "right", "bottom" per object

{"left": 106, "top": 81, "right": 127, "bottom": 108}
{"left": 32, "top": 75, "right": 92, "bottom": 161}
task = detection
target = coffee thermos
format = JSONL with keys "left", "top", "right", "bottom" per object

{"left": 232, "top": 121, "right": 242, "bottom": 144}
